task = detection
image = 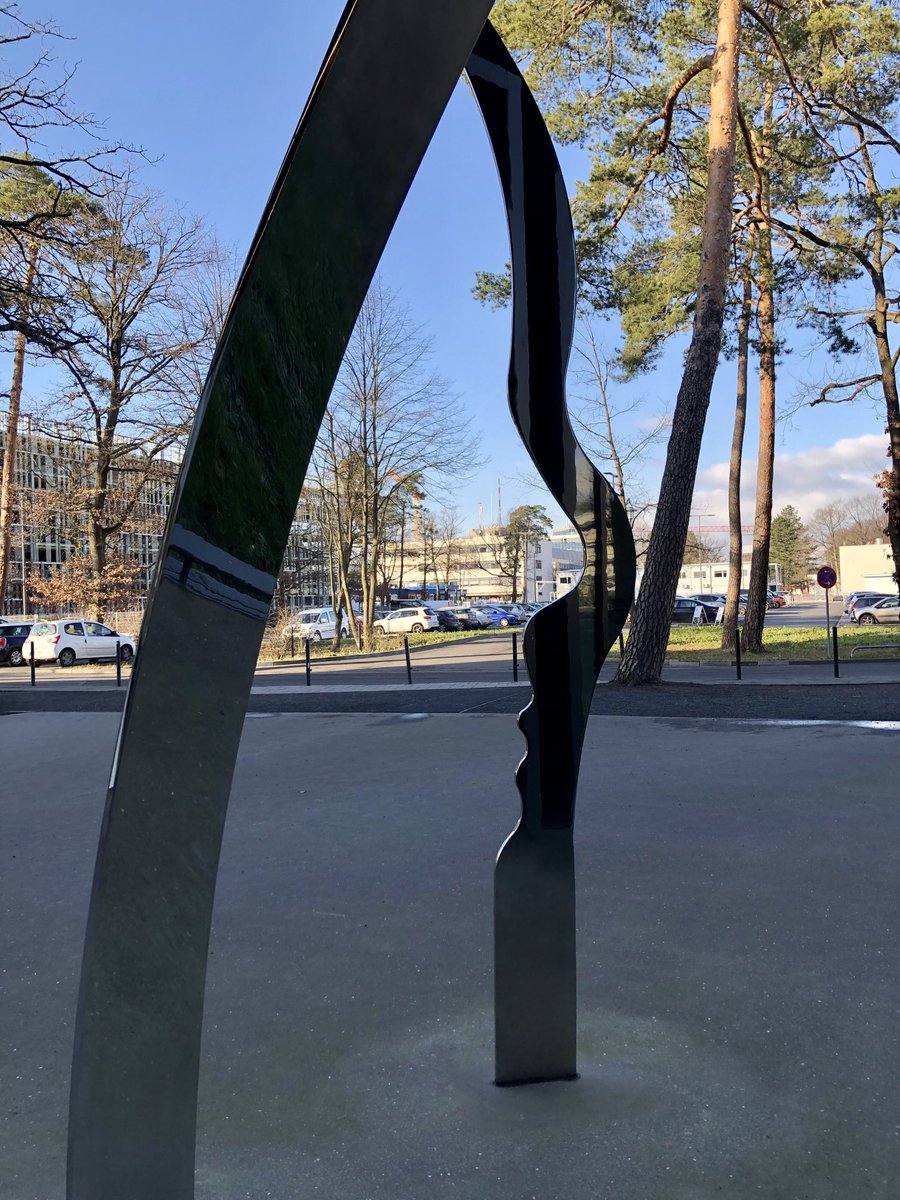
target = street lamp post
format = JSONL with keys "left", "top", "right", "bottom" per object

{"left": 691, "top": 510, "right": 718, "bottom": 596}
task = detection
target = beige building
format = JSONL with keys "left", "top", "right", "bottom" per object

{"left": 838, "top": 541, "right": 897, "bottom": 594}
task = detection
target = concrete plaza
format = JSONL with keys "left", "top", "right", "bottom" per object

{"left": 3, "top": 709, "right": 898, "bottom": 1198}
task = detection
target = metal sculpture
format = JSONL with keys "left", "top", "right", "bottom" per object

{"left": 466, "top": 28, "right": 634, "bottom": 1085}
{"left": 65, "top": 5, "right": 494, "bottom": 1198}
{"left": 66, "top": 4, "right": 635, "bottom": 1197}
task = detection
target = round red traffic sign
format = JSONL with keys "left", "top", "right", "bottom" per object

{"left": 816, "top": 565, "right": 837, "bottom": 589}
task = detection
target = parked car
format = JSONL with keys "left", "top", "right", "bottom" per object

{"left": 434, "top": 609, "right": 463, "bottom": 632}
{"left": 849, "top": 595, "right": 900, "bottom": 625}
{"left": 472, "top": 605, "right": 521, "bottom": 628}
{"left": 737, "top": 589, "right": 779, "bottom": 613}
{"left": 845, "top": 591, "right": 892, "bottom": 617}
{"left": 21, "top": 618, "right": 136, "bottom": 667}
{"left": 0, "top": 621, "right": 32, "bottom": 666}
{"left": 493, "top": 604, "right": 528, "bottom": 624}
{"left": 283, "top": 607, "right": 350, "bottom": 642}
{"left": 687, "top": 593, "right": 727, "bottom": 608}
{"left": 373, "top": 606, "right": 440, "bottom": 635}
{"left": 673, "top": 597, "right": 703, "bottom": 623}
{"left": 445, "top": 607, "right": 484, "bottom": 630}
{"left": 466, "top": 607, "right": 494, "bottom": 628}
{"left": 674, "top": 596, "right": 720, "bottom": 623}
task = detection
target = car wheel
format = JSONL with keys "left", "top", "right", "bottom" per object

{"left": 312, "top": 630, "right": 322, "bottom": 641}
{"left": 58, "top": 647, "right": 77, "bottom": 667}
{"left": 119, "top": 645, "right": 134, "bottom": 664}
{"left": 411, "top": 622, "right": 424, "bottom": 633}
{"left": 374, "top": 625, "right": 385, "bottom": 636}
{"left": 8, "top": 647, "right": 23, "bottom": 667}
{"left": 859, "top": 614, "right": 878, "bottom": 625}
{"left": 499, "top": 617, "right": 510, "bottom": 627}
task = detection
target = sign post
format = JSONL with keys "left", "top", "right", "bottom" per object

{"left": 817, "top": 565, "right": 838, "bottom": 668}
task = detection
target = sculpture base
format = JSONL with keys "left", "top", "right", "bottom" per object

{"left": 494, "top": 825, "right": 577, "bottom": 1085}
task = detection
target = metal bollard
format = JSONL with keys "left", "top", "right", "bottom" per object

{"left": 116, "top": 641, "right": 122, "bottom": 688}
{"left": 305, "top": 637, "right": 311, "bottom": 686}
{"left": 512, "top": 632, "right": 518, "bottom": 682}
{"left": 291, "top": 626, "right": 295, "bottom": 658}
{"left": 734, "top": 630, "right": 742, "bottom": 681}
{"left": 30, "top": 640, "right": 35, "bottom": 687}
{"left": 832, "top": 624, "right": 840, "bottom": 678}
{"left": 404, "top": 635, "right": 412, "bottom": 685}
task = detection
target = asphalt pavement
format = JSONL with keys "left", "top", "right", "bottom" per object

{"left": 4, "top": 711, "right": 899, "bottom": 1199}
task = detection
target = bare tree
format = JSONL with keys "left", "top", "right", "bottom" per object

{"left": 0, "top": 161, "right": 96, "bottom": 611}
{"left": 0, "top": 6, "right": 135, "bottom": 345}
{"left": 843, "top": 493, "right": 886, "bottom": 546}
{"left": 36, "top": 174, "right": 219, "bottom": 616}
{"left": 808, "top": 501, "right": 847, "bottom": 578}
{"left": 433, "top": 506, "right": 464, "bottom": 596}
{"left": 809, "top": 493, "right": 889, "bottom": 585}
{"left": 312, "top": 278, "right": 480, "bottom": 647}
{"left": 476, "top": 505, "right": 552, "bottom": 603}
{"left": 570, "top": 319, "right": 669, "bottom": 519}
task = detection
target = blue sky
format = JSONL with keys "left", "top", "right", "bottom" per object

{"left": 38, "top": 1, "right": 892, "bottom": 544}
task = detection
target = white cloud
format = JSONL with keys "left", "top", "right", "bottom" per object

{"left": 636, "top": 414, "right": 673, "bottom": 432}
{"left": 693, "top": 433, "right": 887, "bottom": 521}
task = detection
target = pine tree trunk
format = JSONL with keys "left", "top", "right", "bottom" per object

{"left": 615, "top": 0, "right": 741, "bottom": 684}
{"left": 742, "top": 228, "right": 775, "bottom": 653}
{"left": 0, "top": 240, "right": 38, "bottom": 613}
{"left": 869, "top": 294, "right": 900, "bottom": 588}
{"left": 721, "top": 269, "right": 752, "bottom": 650}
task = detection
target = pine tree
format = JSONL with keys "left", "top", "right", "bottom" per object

{"left": 769, "top": 505, "right": 814, "bottom": 590}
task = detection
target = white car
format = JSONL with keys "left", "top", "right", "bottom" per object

{"left": 283, "top": 607, "right": 350, "bottom": 642}
{"left": 22, "top": 618, "right": 136, "bottom": 667}
{"left": 373, "top": 606, "right": 440, "bottom": 635}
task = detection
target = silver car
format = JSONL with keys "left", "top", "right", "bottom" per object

{"left": 850, "top": 595, "right": 900, "bottom": 625}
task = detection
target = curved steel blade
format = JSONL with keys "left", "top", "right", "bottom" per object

{"left": 66, "top": 4, "right": 495, "bottom": 1197}
{"left": 466, "top": 24, "right": 636, "bottom": 1086}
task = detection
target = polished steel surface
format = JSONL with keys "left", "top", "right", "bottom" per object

{"left": 66, "top": 4, "right": 495, "bottom": 1197}
{"left": 466, "top": 25, "right": 636, "bottom": 1086}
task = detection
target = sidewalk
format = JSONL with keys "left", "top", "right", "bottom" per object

{"left": 4, "top": 655, "right": 897, "bottom": 690}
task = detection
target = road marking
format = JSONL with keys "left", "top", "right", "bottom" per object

{"left": 251, "top": 681, "right": 532, "bottom": 694}
{"left": 718, "top": 718, "right": 900, "bottom": 730}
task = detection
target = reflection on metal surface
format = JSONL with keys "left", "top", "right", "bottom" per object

{"left": 466, "top": 27, "right": 636, "bottom": 1086}
{"left": 66, "top": 4, "right": 495, "bottom": 1198}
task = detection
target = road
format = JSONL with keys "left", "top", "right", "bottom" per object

{"left": 759, "top": 598, "right": 847, "bottom": 627}
{"left": 3, "top": 632, "right": 899, "bottom": 723}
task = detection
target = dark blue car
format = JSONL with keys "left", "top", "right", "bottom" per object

{"left": 0, "top": 622, "right": 32, "bottom": 666}
{"left": 474, "top": 606, "right": 522, "bottom": 628}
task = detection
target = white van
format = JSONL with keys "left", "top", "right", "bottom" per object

{"left": 284, "top": 607, "right": 350, "bottom": 642}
